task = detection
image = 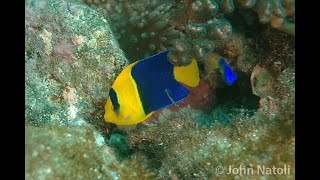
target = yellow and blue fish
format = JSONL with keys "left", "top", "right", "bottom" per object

{"left": 104, "top": 51, "right": 236, "bottom": 126}
{"left": 104, "top": 51, "right": 199, "bottom": 125}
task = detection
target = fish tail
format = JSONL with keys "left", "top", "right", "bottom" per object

{"left": 174, "top": 58, "right": 200, "bottom": 87}
{"left": 218, "top": 58, "right": 237, "bottom": 85}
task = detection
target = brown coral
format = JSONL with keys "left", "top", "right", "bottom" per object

{"left": 239, "top": 0, "right": 295, "bottom": 35}
{"left": 88, "top": 0, "right": 183, "bottom": 62}
{"left": 250, "top": 64, "right": 274, "bottom": 97}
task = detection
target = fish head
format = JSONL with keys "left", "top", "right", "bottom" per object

{"left": 104, "top": 88, "right": 124, "bottom": 125}
{"left": 104, "top": 88, "right": 143, "bottom": 125}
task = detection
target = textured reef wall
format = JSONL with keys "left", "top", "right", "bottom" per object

{"left": 26, "top": 0, "right": 295, "bottom": 179}
{"left": 25, "top": 0, "right": 129, "bottom": 130}
{"left": 25, "top": 121, "right": 155, "bottom": 179}
{"left": 76, "top": 0, "right": 294, "bottom": 66}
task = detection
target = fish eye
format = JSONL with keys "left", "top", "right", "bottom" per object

{"left": 109, "top": 88, "right": 120, "bottom": 112}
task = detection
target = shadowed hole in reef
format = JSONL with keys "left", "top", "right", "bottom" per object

{"left": 107, "top": 132, "right": 166, "bottom": 173}
{"left": 107, "top": 131, "right": 133, "bottom": 159}
{"left": 108, "top": 128, "right": 165, "bottom": 169}
{"left": 197, "top": 71, "right": 260, "bottom": 127}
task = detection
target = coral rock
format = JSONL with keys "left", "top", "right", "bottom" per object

{"left": 25, "top": 0, "right": 128, "bottom": 126}
{"left": 25, "top": 123, "right": 113, "bottom": 179}
{"left": 26, "top": 122, "right": 154, "bottom": 179}
{"left": 250, "top": 64, "right": 274, "bottom": 97}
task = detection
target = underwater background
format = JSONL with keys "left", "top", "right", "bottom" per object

{"left": 25, "top": 0, "right": 295, "bottom": 179}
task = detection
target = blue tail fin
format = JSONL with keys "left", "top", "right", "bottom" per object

{"left": 219, "top": 58, "right": 237, "bottom": 85}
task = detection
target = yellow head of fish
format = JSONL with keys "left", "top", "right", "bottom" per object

{"left": 104, "top": 62, "right": 151, "bottom": 125}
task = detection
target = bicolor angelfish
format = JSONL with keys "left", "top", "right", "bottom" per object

{"left": 104, "top": 51, "right": 200, "bottom": 126}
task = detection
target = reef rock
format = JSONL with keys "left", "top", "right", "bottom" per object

{"left": 250, "top": 64, "right": 274, "bottom": 97}
{"left": 25, "top": 123, "right": 112, "bottom": 179}
{"left": 25, "top": 0, "right": 128, "bottom": 126}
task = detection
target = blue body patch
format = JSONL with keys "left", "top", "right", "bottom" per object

{"left": 219, "top": 58, "right": 237, "bottom": 85}
{"left": 131, "top": 51, "right": 189, "bottom": 114}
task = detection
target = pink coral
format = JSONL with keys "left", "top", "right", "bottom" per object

{"left": 25, "top": 9, "right": 36, "bottom": 26}
{"left": 171, "top": 80, "right": 214, "bottom": 112}
{"left": 54, "top": 40, "right": 75, "bottom": 67}
{"left": 62, "top": 86, "right": 78, "bottom": 104}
